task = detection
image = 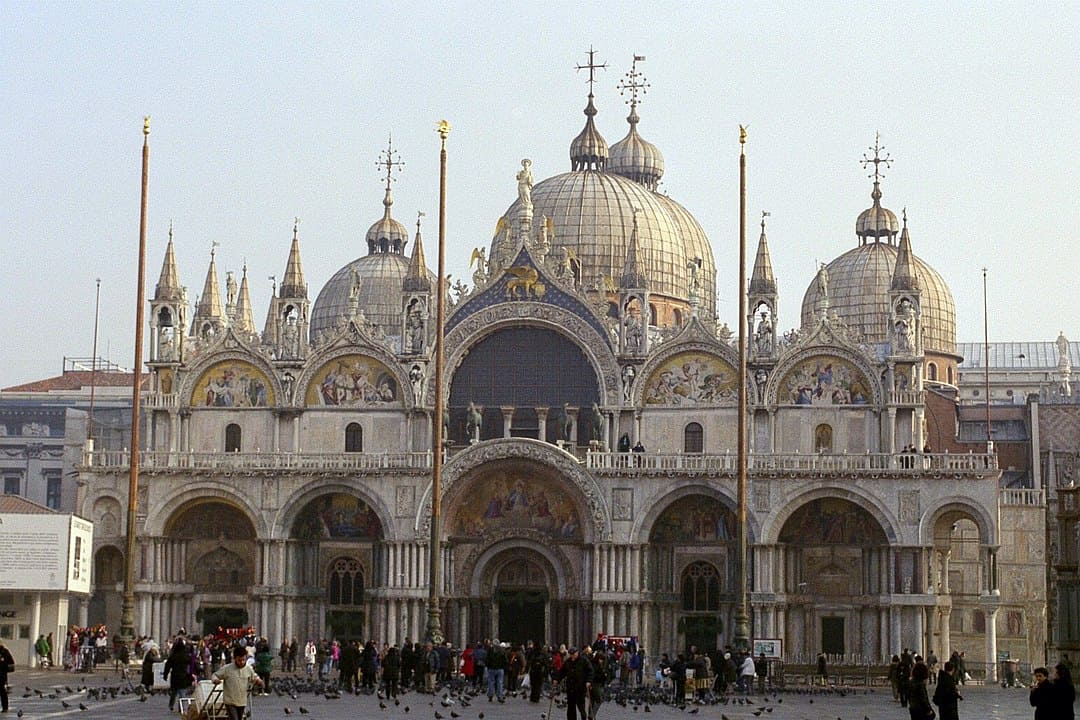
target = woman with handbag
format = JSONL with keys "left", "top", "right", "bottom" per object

{"left": 908, "top": 659, "right": 935, "bottom": 720}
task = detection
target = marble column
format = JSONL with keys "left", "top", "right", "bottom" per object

{"left": 985, "top": 607, "right": 999, "bottom": 683}
{"left": 500, "top": 406, "right": 514, "bottom": 438}
{"left": 536, "top": 407, "right": 549, "bottom": 442}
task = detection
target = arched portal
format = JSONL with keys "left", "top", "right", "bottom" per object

{"left": 648, "top": 494, "right": 737, "bottom": 655}
{"left": 165, "top": 500, "right": 258, "bottom": 636}
{"left": 88, "top": 545, "right": 124, "bottom": 628}
{"left": 287, "top": 493, "right": 384, "bottom": 642}
{"left": 484, "top": 551, "right": 553, "bottom": 646}
{"left": 777, "top": 497, "right": 890, "bottom": 660}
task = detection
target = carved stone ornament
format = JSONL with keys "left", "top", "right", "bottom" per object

{"left": 898, "top": 489, "right": 919, "bottom": 524}
{"left": 395, "top": 485, "right": 416, "bottom": 518}
{"left": 612, "top": 488, "right": 634, "bottom": 521}
{"left": 457, "top": 529, "right": 579, "bottom": 597}
{"left": 416, "top": 438, "right": 610, "bottom": 541}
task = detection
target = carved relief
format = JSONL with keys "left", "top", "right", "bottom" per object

{"left": 612, "top": 488, "right": 633, "bottom": 521}
{"left": 395, "top": 485, "right": 415, "bottom": 518}
{"left": 898, "top": 490, "right": 919, "bottom": 524}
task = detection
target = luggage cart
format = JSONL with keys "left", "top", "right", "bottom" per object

{"left": 180, "top": 679, "right": 254, "bottom": 720}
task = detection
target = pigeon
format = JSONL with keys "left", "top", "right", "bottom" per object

{"left": 284, "top": 708, "right": 292, "bottom": 715}
{"left": 66, "top": 687, "right": 75, "bottom": 694}
{"left": 645, "top": 705, "right": 651, "bottom": 713}
{"left": 79, "top": 703, "right": 89, "bottom": 711}
{"left": 451, "top": 713, "right": 460, "bottom": 719}
{"left": 299, "top": 707, "right": 310, "bottom": 715}
{"left": 435, "top": 713, "right": 444, "bottom": 720}
{"left": 478, "top": 714, "right": 484, "bottom": 719}
{"left": 17, "top": 710, "right": 25, "bottom": 718}
{"left": 380, "top": 702, "right": 387, "bottom": 710}
{"left": 62, "top": 701, "right": 71, "bottom": 708}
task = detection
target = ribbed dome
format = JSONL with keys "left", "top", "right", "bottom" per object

{"left": 366, "top": 190, "right": 410, "bottom": 254}
{"left": 570, "top": 94, "right": 609, "bottom": 171}
{"left": 608, "top": 107, "right": 664, "bottom": 191}
{"left": 311, "top": 252, "right": 411, "bottom": 342}
{"left": 652, "top": 193, "right": 716, "bottom": 320}
{"left": 855, "top": 182, "right": 899, "bottom": 241}
{"left": 799, "top": 242, "right": 956, "bottom": 355}
{"left": 497, "top": 170, "right": 692, "bottom": 301}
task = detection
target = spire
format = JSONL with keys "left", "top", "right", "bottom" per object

{"left": 570, "top": 47, "right": 609, "bottom": 171}
{"left": 233, "top": 262, "right": 256, "bottom": 335}
{"left": 154, "top": 222, "right": 183, "bottom": 302}
{"left": 855, "top": 133, "right": 900, "bottom": 244}
{"left": 890, "top": 209, "right": 920, "bottom": 292}
{"left": 609, "top": 54, "right": 664, "bottom": 190}
{"left": 749, "top": 212, "right": 777, "bottom": 295}
{"left": 196, "top": 244, "right": 225, "bottom": 322}
{"left": 280, "top": 218, "right": 308, "bottom": 298}
{"left": 403, "top": 211, "right": 432, "bottom": 292}
{"left": 620, "top": 210, "right": 647, "bottom": 288}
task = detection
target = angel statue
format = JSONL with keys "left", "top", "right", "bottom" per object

{"left": 470, "top": 247, "right": 488, "bottom": 285}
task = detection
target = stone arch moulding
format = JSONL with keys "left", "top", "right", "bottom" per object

{"left": 440, "top": 308, "right": 620, "bottom": 408}
{"left": 145, "top": 483, "right": 268, "bottom": 538}
{"left": 178, "top": 349, "right": 280, "bottom": 409}
{"left": 414, "top": 438, "right": 611, "bottom": 542}
{"left": 631, "top": 482, "right": 750, "bottom": 544}
{"left": 767, "top": 345, "right": 883, "bottom": 407}
{"left": 294, "top": 344, "right": 412, "bottom": 410}
{"left": 762, "top": 484, "right": 901, "bottom": 546}
{"left": 273, "top": 480, "right": 398, "bottom": 542}
{"left": 460, "top": 535, "right": 576, "bottom": 599}
{"left": 921, "top": 497, "right": 997, "bottom": 546}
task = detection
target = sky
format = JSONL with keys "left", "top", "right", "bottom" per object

{"left": 2, "top": 1, "right": 1078, "bottom": 388}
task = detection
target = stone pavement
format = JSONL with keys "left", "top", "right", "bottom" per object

{"left": 5, "top": 668, "right": 1062, "bottom": 720}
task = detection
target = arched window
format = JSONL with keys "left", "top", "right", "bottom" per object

{"left": 649, "top": 303, "right": 658, "bottom": 326}
{"left": 328, "top": 557, "right": 365, "bottom": 606}
{"left": 684, "top": 422, "right": 704, "bottom": 453}
{"left": 947, "top": 366, "right": 954, "bottom": 385}
{"left": 815, "top": 424, "right": 833, "bottom": 453}
{"left": 673, "top": 309, "right": 683, "bottom": 327}
{"left": 681, "top": 561, "right": 721, "bottom": 612}
{"left": 927, "top": 362, "right": 938, "bottom": 381}
{"left": 345, "top": 423, "right": 363, "bottom": 453}
{"left": 225, "top": 423, "right": 242, "bottom": 452}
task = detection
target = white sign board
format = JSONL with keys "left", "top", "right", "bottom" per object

{"left": 0, "top": 513, "right": 94, "bottom": 592}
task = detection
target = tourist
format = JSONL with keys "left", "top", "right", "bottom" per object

{"left": 212, "top": 645, "right": 263, "bottom": 720}
{"left": 557, "top": 647, "right": 593, "bottom": 720}
{"left": 932, "top": 660, "right": 962, "bottom": 720}
{"left": 907, "top": 660, "right": 932, "bottom": 720}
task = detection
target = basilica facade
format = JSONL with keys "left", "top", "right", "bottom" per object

{"left": 77, "top": 60, "right": 1046, "bottom": 673}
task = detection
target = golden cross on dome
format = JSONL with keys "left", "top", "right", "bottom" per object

{"left": 576, "top": 46, "right": 608, "bottom": 94}
{"left": 617, "top": 54, "right": 649, "bottom": 107}
{"left": 861, "top": 132, "right": 893, "bottom": 182}
{"left": 376, "top": 135, "right": 405, "bottom": 190}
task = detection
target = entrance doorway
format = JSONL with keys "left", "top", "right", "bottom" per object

{"left": 327, "top": 610, "right": 366, "bottom": 643}
{"left": 821, "top": 616, "right": 845, "bottom": 655}
{"left": 496, "top": 588, "right": 546, "bottom": 645}
{"left": 200, "top": 606, "right": 248, "bottom": 636}
{"left": 682, "top": 616, "right": 721, "bottom": 655}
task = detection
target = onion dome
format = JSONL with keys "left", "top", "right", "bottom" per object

{"left": 608, "top": 56, "right": 664, "bottom": 190}
{"left": 855, "top": 134, "right": 899, "bottom": 243}
{"left": 366, "top": 185, "right": 409, "bottom": 254}
{"left": 570, "top": 93, "right": 608, "bottom": 171}
{"left": 801, "top": 215, "right": 955, "bottom": 355}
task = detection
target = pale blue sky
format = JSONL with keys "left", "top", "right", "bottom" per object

{"left": 2, "top": 1, "right": 1077, "bottom": 387}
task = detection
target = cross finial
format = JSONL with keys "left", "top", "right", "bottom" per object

{"left": 616, "top": 54, "right": 649, "bottom": 108}
{"left": 376, "top": 135, "right": 405, "bottom": 191}
{"left": 293, "top": 217, "right": 300, "bottom": 239}
{"left": 861, "top": 132, "right": 893, "bottom": 183}
{"left": 575, "top": 46, "right": 608, "bottom": 94}
{"left": 210, "top": 239, "right": 219, "bottom": 259}
{"left": 168, "top": 220, "right": 174, "bottom": 243}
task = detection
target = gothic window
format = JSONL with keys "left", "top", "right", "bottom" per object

{"left": 815, "top": 424, "right": 833, "bottom": 453}
{"left": 225, "top": 423, "right": 242, "bottom": 452}
{"left": 927, "top": 363, "right": 938, "bottom": 381}
{"left": 345, "top": 423, "right": 363, "bottom": 453}
{"left": 684, "top": 422, "right": 704, "bottom": 454}
{"left": 328, "top": 557, "right": 365, "bottom": 606}
{"left": 681, "top": 561, "right": 721, "bottom": 612}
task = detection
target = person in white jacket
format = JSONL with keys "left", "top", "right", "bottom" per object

{"left": 304, "top": 641, "right": 317, "bottom": 677}
{"left": 738, "top": 653, "right": 756, "bottom": 694}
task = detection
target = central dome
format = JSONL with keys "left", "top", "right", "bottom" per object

{"left": 497, "top": 170, "right": 693, "bottom": 304}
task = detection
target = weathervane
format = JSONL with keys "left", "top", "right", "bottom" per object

{"left": 377, "top": 135, "right": 405, "bottom": 190}
{"left": 617, "top": 54, "right": 649, "bottom": 108}
{"left": 417, "top": 210, "right": 426, "bottom": 232}
{"left": 861, "top": 132, "right": 893, "bottom": 183}
{"left": 761, "top": 210, "right": 771, "bottom": 232}
{"left": 576, "top": 46, "right": 608, "bottom": 94}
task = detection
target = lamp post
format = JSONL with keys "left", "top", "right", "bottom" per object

{"left": 426, "top": 119, "right": 450, "bottom": 645}
{"left": 119, "top": 117, "right": 150, "bottom": 647}
{"left": 733, "top": 125, "right": 750, "bottom": 652}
